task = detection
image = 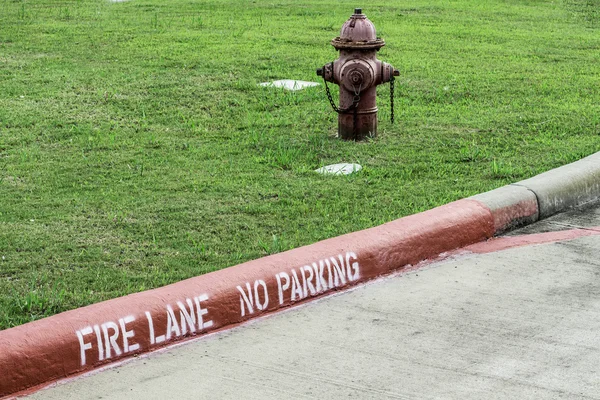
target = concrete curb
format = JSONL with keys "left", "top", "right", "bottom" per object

{"left": 514, "top": 152, "right": 600, "bottom": 219}
{"left": 469, "top": 185, "right": 538, "bottom": 233}
{"left": 470, "top": 152, "right": 600, "bottom": 230}
{"left": 1, "top": 151, "right": 599, "bottom": 398}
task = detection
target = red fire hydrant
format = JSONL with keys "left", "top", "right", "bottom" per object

{"left": 317, "top": 8, "right": 399, "bottom": 141}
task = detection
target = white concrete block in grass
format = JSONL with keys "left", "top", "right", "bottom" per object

{"left": 259, "top": 80, "right": 319, "bottom": 91}
{"left": 315, "top": 163, "right": 362, "bottom": 176}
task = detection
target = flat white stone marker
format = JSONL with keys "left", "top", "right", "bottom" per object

{"left": 259, "top": 80, "right": 319, "bottom": 91}
{"left": 315, "top": 163, "right": 362, "bottom": 175}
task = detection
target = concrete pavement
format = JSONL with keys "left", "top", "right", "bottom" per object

{"left": 27, "top": 200, "right": 600, "bottom": 399}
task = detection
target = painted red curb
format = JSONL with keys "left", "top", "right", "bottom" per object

{"left": 0, "top": 199, "right": 494, "bottom": 398}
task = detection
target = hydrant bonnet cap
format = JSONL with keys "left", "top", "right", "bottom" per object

{"left": 331, "top": 9, "right": 385, "bottom": 50}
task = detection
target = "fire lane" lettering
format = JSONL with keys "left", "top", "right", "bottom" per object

{"left": 75, "top": 293, "right": 212, "bottom": 366}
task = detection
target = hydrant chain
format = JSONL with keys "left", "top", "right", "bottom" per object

{"left": 323, "top": 75, "right": 358, "bottom": 114}
{"left": 323, "top": 76, "right": 341, "bottom": 113}
{"left": 390, "top": 75, "right": 395, "bottom": 124}
{"left": 323, "top": 76, "right": 361, "bottom": 138}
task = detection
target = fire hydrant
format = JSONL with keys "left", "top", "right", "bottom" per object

{"left": 317, "top": 8, "right": 399, "bottom": 141}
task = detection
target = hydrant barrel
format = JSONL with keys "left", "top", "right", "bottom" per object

{"left": 317, "top": 9, "right": 398, "bottom": 141}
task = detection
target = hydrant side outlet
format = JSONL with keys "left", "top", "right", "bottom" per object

{"left": 317, "top": 9, "right": 399, "bottom": 141}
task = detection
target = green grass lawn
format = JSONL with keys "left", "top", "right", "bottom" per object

{"left": 1, "top": 0, "right": 599, "bottom": 329}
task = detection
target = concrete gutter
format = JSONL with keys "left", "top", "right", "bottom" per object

{"left": 1, "top": 151, "right": 599, "bottom": 399}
